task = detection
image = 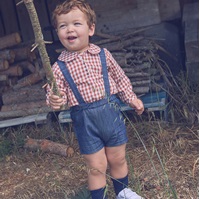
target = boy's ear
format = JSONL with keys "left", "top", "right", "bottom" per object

{"left": 89, "top": 23, "right": 95, "bottom": 36}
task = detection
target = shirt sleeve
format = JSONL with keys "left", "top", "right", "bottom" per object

{"left": 45, "top": 62, "right": 68, "bottom": 106}
{"left": 105, "top": 48, "right": 137, "bottom": 104}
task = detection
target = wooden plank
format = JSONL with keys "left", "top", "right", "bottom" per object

{"left": 186, "top": 61, "right": 199, "bottom": 85}
{"left": 34, "top": 0, "right": 53, "bottom": 41}
{"left": 46, "top": 0, "right": 64, "bottom": 41}
{"left": 87, "top": 0, "right": 161, "bottom": 33}
{"left": 0, "top": 11, "right": 5, "bottom": 37}
{"left": 0, "top": 113, "right": 49, "bottom": 128}
{"left": 158, "top": 0, "right": 181, "bottom": 21}
{"left": 0, "top": 0, "right": 19, "bottom": 35}
{"left": 179, "top": 0, "right": 199, "bottom": 11}
{"left": 183, "top": 3, "right": 199, "bottom": 62}
{"left": 0, "top": 107, "right": 51, "bottom": 119}
{"left": 14, "top": 0, "right": 34, "bottom": 42}
{"left": 182, "top": 2, "right": 199, "bottom": 22}
{"left": 46, "top": 0, "right": 64, "bottom": 16}
{"left": 46, "top": 0, "right": 160, "bottom": 38}
{"left": 184, "top": 20, "right": 199, "bottom": 62}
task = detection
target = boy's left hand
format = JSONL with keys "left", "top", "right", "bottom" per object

{"left": 130, "top": 98, "right": 144, "bottom": 115}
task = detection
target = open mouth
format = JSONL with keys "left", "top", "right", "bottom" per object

{"left": 67, "top": 36, "right": 77, "bottom": 41}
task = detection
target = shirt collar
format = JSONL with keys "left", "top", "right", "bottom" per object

{"left": 58, "top": 44, "right": 101, "bottom": 62}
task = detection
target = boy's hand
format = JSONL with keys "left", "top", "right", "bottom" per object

{"left": 130, "top": 98, "right": 144, "bottom": 115}
{"left": 49, "top": 91, "right": 65, "bottom": 110}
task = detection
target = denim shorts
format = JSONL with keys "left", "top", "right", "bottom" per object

{"left": 70, "top": 95, "right": 128, "bottom": 154}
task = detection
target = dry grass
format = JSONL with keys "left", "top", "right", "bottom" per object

{"left": 0, "top": 69, "right": 198, "bottom": 199}
{"left": 0, "top": 119, "right": 198, "bottom": 199}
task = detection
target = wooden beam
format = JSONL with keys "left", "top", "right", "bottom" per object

{"left": 0, "top": 113, "right": 49, "bottom": 128}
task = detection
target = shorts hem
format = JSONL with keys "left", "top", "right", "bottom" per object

{"left": 80, "top": 145, "right": 104, "bottom": 155}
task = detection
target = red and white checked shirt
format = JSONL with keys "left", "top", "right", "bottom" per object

{"left": 46, "top": 44, "right": 137, "bottom": 108}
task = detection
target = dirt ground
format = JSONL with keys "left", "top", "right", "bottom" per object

{"left": 0, "top": 121, "right": 198, "bottom": 199}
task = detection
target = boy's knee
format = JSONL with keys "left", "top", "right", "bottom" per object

{"left": 86, "top": 161, "right": 108, "bottom": 176}
{"left": 108, "top": 155, "right": 126, "bottom": 167}
{"left": 88, "top": 167, "right": 104, "bottom": 176}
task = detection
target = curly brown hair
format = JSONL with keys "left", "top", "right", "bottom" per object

{"left": 52, "top": 0, "right": 96, "bottom": 29}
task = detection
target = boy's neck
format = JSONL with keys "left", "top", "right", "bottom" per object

{"left": 76, "top": 44, "right": 90, "bottom": 54}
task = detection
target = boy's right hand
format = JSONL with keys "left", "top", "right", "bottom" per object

{"left": 49, "top": 91, "right": 65, "bottom": 110}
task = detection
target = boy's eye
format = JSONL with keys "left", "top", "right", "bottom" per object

{"left": 58, "top": 24, "right": 66, "bottom": 29}
{"left": 74, "top": 22, "right": 81, "bottom": 26}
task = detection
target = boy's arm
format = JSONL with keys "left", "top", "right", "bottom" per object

{"left": 104, "top": 49, "right": 144, "bottom": 115}
{"left": 129, "top": 97, "right": 144, "bottom": 115}
{"left": 46, "top": 62, "right": 68, "bottom": 110}
{"left": 105, "top": 49, "right": 136, "bottom": 103}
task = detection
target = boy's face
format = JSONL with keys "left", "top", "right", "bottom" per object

{"left": 56, "top": 7, "right": 95, "bottom": 53}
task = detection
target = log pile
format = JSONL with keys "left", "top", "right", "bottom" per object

{"left": 94, "top": 30, "right": 166, "bottom": 95}
{"left": 0, "top": 30, "right": 168, "bottom": 120}
{"left": 0, "top": 32, "right": 50, "bottom": 119}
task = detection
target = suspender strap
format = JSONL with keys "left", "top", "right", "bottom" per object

{"left": 57, "top": 60, "right": 85, "bottom": 104}
{"left": 99, "top": 49, "right": 110, "bottom": 96}
{"left": 57, "top": 48, "right": 110, "bottom": 105}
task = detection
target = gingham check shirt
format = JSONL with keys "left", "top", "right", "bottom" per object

{"left": 46, "top": 44, "right": 137, "bottom": 108}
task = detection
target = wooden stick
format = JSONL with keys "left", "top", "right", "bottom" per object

{"left": 126, "top": 72, "right": 150, "bottom": 78}
{"left": 131, "top": 80, "right": 151, "bottom": 86}
{"left": 123, "top": 63, "right": 151, "bottom": 73}
{"left": 95, "top": 32, "right": 120, "bottom": 40}
{"left": 21, "top": 0, "right": 61, "bottom": 98}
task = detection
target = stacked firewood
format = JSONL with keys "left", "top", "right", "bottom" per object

{"left": 0, "top": 32, "right": 50, "bottom": 119}
{"left": 0, "top": 30, "right": 167, "bottom": 120}
{"left": 94, "top": 30, "right": 166, "bottom": 96}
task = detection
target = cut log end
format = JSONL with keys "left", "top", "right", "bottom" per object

{"left": 14, "top": 32, "right": 22, "bottom": 44}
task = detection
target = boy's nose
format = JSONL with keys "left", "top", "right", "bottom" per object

{"left": 67, "top": 25, "right": 74, "bottom": 33}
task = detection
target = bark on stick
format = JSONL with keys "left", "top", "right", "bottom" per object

{"left": 21, "top": 0, "right": 60, "bottom": 97}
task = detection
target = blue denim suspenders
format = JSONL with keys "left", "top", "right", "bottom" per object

{"left": 57, "top": 49, "right": 110, "bottom": 106}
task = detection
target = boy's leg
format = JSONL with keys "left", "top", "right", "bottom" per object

{"left": 83, "top": 147, "right": 108, "bottom": 199}
{"left": 106, "top": 144, "right": 128, "bottom": 179}
{"left": 106, "top": 144, "right": 144, "bottom": 199}
{"left": 105, "top": 144, "right": 128, "bottom": 195}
